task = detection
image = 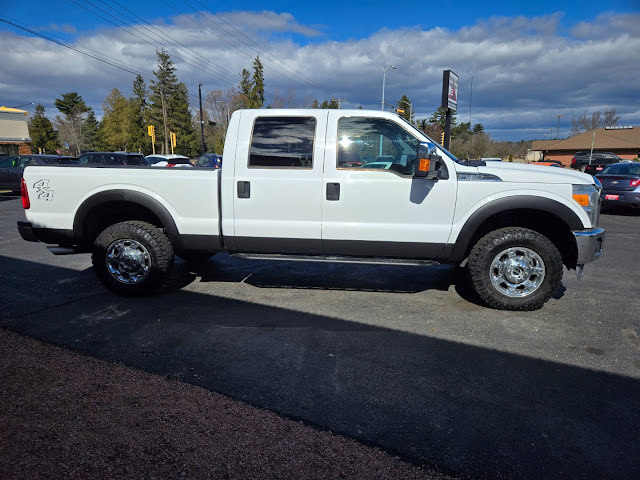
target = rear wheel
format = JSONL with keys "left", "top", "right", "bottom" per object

{"left": 92, "top": 221, "right": 174, "bottom": 295}
{"left": 467, "top": 227, "right": 563, "bottom": 311}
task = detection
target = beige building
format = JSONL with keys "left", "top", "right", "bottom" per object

{"left": 0, "top": 106, "right": 32, "bottom": 156}
{"left": 531, "top": 126, "right": 640, "bottom": 167}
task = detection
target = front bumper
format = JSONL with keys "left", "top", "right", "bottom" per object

{"left": 573, "top": 227, "right": 605, "bottom": 265}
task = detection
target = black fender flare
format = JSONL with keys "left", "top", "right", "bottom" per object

{"left": 447, "top": 195, "right": 584, "bottom": 262}
{"left": 73, "top": 189, "right": 184, "bottom": 249}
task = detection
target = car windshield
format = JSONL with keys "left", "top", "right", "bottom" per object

{"left": 602, "top": 163, "right": 640, "bottom": 175}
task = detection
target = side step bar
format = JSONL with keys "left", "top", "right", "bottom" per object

{"left": 231, "top": 253, "right": 439, "bottom": 267}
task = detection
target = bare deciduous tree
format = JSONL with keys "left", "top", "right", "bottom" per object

{"left": 204, "top": 87, "right": 245, "bottom": 153}
{"left": 571, "top": 108, "right": 619, "bottom": 135}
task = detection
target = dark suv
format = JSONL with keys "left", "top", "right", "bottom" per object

{"left": 78, "top": 152, "right": 148, "bottom": 166}
{"left": 570, "top": 151, "right": 623, "bottom": 172}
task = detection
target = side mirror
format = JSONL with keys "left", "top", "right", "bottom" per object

{"left": 414, "top": 142, "right": 446, "bottom": 179}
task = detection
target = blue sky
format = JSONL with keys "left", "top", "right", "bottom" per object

{"left": 1, "top": 0, "right": 639, "bottom": 140}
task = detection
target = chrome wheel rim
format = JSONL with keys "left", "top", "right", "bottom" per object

{"left": 490, "top": 247, "right": 545, "bottom": 298}
{"left": 105, "top": 238, "right": 151, "bottom": 284}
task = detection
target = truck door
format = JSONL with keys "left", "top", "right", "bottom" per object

{"left": 229, "top": 111, "right": 327, "bottom": 254}
{"left": 321, "top": 111, "right": 457, "bottom": 258}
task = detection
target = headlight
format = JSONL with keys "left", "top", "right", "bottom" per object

{"left": 572, "top": 184, "right": 600, "bottom": 226}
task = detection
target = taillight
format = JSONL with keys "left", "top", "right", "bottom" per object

{"left": 631, "top": 179, "right": 640, "bottom": 187}
{"left": 571, "top": 157, "right": 576, "bottom": 165}
{"left": 21, "top": 177, "right": 30, "bottom": 209}
{"left": 167, "top": 164, "right": 175, "bottom": 167}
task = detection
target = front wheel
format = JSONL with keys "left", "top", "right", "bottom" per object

{"left": 92, "top": 221, "right": 174, "bottom": 295}
{"left": 467, "top": 227, "right": 563, "bottom": 311}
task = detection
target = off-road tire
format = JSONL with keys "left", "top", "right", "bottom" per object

{"left": 92, "top": 221, "right": 174, "bottom": 295}
{"left": 467, "top": 227, "right": 563, "bottom": 311}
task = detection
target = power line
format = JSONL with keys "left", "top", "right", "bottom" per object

{"left": 73, "top": 0, "right": 239, "bottom": 86}
{"left": 187, "top": 0, "right": 321, "bottom": 89}
{"left": 0, "top": 16, "right": 201, "bottom": 102}
{"left": 104, "top": 0, "right": 239, "bottom": 84}
{"left": 0, "top": 17, "right": 142, "bottom": 78}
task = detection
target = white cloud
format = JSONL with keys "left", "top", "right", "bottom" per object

{"left": 0, "top": 11, "right": 638, "bottom": 140}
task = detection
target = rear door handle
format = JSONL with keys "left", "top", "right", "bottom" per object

{"left": 237, "top": 181, "right": 250, "bottom": 198}
{"left": 326, "top": 183, "right": 340, "bottom": 201}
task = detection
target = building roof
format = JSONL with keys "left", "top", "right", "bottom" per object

{"left": 532, "top": 126, "right": 640, "bottom": 152}
{"left": 0, "top": 106, "right": 28, "bottom": 115}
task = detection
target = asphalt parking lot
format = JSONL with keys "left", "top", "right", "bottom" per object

{"left": 1, "top": 192, "right": 639, "bottom": 479}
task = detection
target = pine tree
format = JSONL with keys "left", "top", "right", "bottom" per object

{"left": 29, "top": 104, "right": 59, "bottom": 153}
{"left": 53, "top": 92, "right": 93, "bottom": 155}
{"left": 101, "top": 88, "right": 131, "bottom": 151}
{"left": 428, "top": 106, "right": 457, "bottom": 128}
{"left": 168, "top": 82, "right": 198, "bottom": 156}
{"left": 130, "top": 74, "right": 150, "bottom": 154}
{"left": 249, "top": 55, "right": 265, "bottom": 108}
{"left": 85, "top": 110, "right": 102, "bottom": 151}
{"left": 397, "top": 94, "right": 413, "bottom": 122}
{"left": 149, "top": 49, "right": 179, "bottom": 153}
{"left": 239, "top": 69, "right": 252, "bottom": 99}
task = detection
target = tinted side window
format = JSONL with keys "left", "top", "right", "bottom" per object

{"left": 0, "top": 156, "right": 16, "bottom": 167}
{"left": 337, "top": 117, "right": 420, "bottom": 175}
{"left": 249, "top": 117, "right": 315, "bottom": 168}
{"left": 126, "top": 155, "right": 147, "bottom": 165}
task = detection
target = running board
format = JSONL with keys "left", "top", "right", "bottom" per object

{"left": 231, "top": 253, "right": 439, "bottom": 267}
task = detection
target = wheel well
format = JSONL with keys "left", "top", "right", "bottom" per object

{"left": 463, "top": 209, "right": 578, "bottom": 269}
{"left": 80, "top": 201, "right": 163, "bottom": 245}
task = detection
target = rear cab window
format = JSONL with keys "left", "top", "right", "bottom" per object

{"left": 249, "top": 116, "right": 315, "bottom": 168}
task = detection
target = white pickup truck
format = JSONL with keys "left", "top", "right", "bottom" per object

{"left": 18, "top": 109, "right": 604, "bottom": 310}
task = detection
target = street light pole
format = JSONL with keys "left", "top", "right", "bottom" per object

{"left": 381, "top": 65, "right": 396, "bottom": 111}
{"left": 556, "top": 114, "right": 564, "bottom": 140}
{"left": 198, "top": 84, "right": 206, "bottom": 155}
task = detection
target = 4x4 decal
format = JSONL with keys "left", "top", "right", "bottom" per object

{"left": 33, "top": 179, "right": 53, "bottom": 201}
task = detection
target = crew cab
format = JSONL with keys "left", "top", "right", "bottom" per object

{"left": 17, "top": 109, "right": 605, "bottom": 310}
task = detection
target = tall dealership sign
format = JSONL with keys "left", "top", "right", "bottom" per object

{"left": 441, "top": 70, "right": 458, "bottom": 150}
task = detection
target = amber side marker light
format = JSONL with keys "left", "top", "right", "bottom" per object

{"left": 572, "top": 194, "right": 590, "bottom": 206}
{"left": 21, "top": 178, "right": 30, "bottom": 209}
{"left": 418, "top": 158, "right": 431, "bottom": 173}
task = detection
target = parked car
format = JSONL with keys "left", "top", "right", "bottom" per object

{"left": 531, "top": 161, "right": 562, "bottom": 167}
{"left": 78, "top": 152, "right": 148, "bottom": 166}
{"left": 595, "top": 162, "right": 640, "bottom": 209}
{"left": 534, "top": 159, "right": 563, "bottom": 166}
{"left": 361, "top": 161, "right": 393, "bottom": 169}
{"left": 0, "top": 154, "right": 78, "bottom": 193}
{"left": 195, "top": 153, "right": 222, "bottom": 168}
{"left": 570, "top": 151, "right": 623, "bottom": 172}
{"left": 146, "top": 154, "right": 193, "bottom": 167}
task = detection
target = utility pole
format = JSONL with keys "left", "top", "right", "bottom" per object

{"left": 556, "top": 114, "right": 564, "bottom": 140}
{"left": 335, "top": 97, "right": 347, "bottom": 109}
{"left": 199, "top": 84, "right": 206, "bottom": 155}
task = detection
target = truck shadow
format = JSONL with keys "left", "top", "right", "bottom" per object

{"left": 1, "top": 256, "right": 638, "bottom": 480}
{"left": 173, "top": 253, "right": 478, "bottom": 297}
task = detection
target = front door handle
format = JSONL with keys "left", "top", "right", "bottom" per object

{"left": 326, "top": 183, "right": 340, "bottom": 201}
{"left": 237, "top": 181, "right": 250, "bottom": 198}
